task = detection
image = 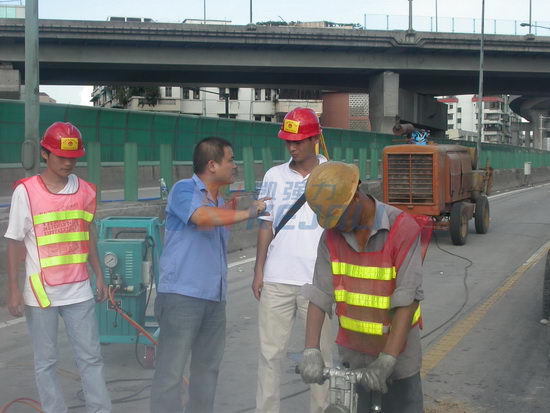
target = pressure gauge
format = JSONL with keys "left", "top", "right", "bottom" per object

{"left": 104, "top": 252, "right": 118, "bottom": 269}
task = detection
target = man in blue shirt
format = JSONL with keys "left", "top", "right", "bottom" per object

{"left": 151, "top": 137, "right": 268, "bottom": 413}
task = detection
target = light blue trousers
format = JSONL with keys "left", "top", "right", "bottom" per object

{"left": 25, "top": 299, "right": 112, "bottom": 413}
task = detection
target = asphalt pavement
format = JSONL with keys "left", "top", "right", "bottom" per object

{"left": 1, "top": 184, "right": 550, "bottom": 412}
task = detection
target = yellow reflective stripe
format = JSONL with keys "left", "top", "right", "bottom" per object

{"left": 37, "top": 231, "right": 89, "bottom": 247}
{"left": 334, "top": 289, "right": 391, "bottom": 310}
{"left": 33, "top": 210, "right": 94, "bottom": 225}
{"left": 40, "top": 253, "right": 88, "bottom": 268}
{"left": 413, "top": 304, "right": 421, "bottom": 325}
{"left": 339, "top": 315, "right": 385, "bottom": 336}
{"left": 29, "top": 273, "right": 51, "bottom": 308}
{"left": 339, "top": 306, "right": 422, "bottom": 337}
{"left": 331, "top": 262, "right": 396, "bottom": 281}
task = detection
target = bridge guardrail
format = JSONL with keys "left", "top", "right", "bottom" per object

{"left": 363, "top": 14, "right": 550, "bottom": 36}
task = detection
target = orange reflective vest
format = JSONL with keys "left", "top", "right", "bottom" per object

{"left": 17, "top": 175, "right": 96, "bottom": 308}
{"left": 326, "top": 212, "right": 427, "bottom": 356}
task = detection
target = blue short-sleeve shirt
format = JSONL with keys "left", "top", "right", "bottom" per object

{"left": 158, "top": 174, "right": 229, "bottom": 302}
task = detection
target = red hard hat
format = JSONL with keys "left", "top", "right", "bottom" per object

{"left": 40, "top": 122, "right": 85, "bottom": 158}
{"left": 278, "top": 107, "right": 322, "bottom": 141}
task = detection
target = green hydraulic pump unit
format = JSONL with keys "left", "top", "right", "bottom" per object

{"left": 94, "top": 216, "right": 162, "bottom": 367}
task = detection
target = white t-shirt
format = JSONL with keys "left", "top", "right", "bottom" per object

{"left": 4, "top": 174, "right": 94, "bottom": 307}
{"left": 258, "top": 156, "right": 327, "bottom": 286}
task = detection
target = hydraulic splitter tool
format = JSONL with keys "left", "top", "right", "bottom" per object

{"left": 296, "top": 366, "right": 382, "bottom": 413}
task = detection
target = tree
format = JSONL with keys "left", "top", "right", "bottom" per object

{"left": 112, "top": 86, "right": 160, "bottom": 108}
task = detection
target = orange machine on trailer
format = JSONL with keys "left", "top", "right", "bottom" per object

{"left": 383, "top": 144, "right": 492, "bottom": 245}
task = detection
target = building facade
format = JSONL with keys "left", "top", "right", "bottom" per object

{"left": 91, "top": 86, "right": 323, "bottom": 123}
{"left": 0, "top": 4, "right": 25, "bottom": 18}
{"left": 322, "top": 92, "right": 370, "bottom": 131}
{"left": 438, "top": 94, "right": 524, "bottom": 145}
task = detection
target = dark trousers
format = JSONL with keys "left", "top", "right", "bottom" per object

{"left": 150, "top": 293, "right": 226, "bottom": 413}
{"left": 357, "top": 372, "right": 424, "bottom": 413}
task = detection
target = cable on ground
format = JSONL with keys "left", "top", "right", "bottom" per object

{"left": 0, "top": 398, "right": 44, "bottom": 413}
{"left": 420, "top": 230, "right": 473, "bottom": 340}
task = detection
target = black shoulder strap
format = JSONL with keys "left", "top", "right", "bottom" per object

{"left": 274, "top": 194, "right": 306, "bottom": 237}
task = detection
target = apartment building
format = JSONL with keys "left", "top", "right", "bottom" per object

{"left": 91, "top": 86, "right": 323, "bottom": 122}
{"left": 438, "top": 94, "right": 524, "bottom": 145}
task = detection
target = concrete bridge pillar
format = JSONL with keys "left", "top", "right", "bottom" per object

{"left": 527, "top": 109, "right": 550, "bottom": 149}
{"left": 369, "top": 71, "right": 447, "bottom": 136}
{"left": 0, "top": 64, "right": 20, "bottom": 99}
{"left": 369, "top": 71, "right": 399, "bottom": 134}
{"left": 518, "top": 123, "right": 531, "bottom": 147}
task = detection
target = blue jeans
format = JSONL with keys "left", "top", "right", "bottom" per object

{"left": 25, "top": 299, "right": 111, "bottom": 413}
{"left": 357, "top": 372, "right": 423, "bottom": 413}
{"left": 150, "top": 293, "right": 226, "bottom": 413}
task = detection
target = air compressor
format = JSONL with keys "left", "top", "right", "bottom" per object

{"left": 94, "top": 216, "right": 162, "bottom": 367}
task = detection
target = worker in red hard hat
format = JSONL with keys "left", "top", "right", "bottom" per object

{"left": 253, "top": 107, "right": 333, "bottom": 413}
{"left": 277, "top": 107, "right": 322, "bottom": 141}
{"left": 40, "top": 121, "right": 86, "bottom": 158}
{"left": 5, "top": 122, "right": 112, "bottom": 412}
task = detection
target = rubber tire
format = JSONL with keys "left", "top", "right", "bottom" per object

{"left": 543, "top": 251, "right": 550, "bottom": 319}
{"left": 450, "top": 202, "right": 468, "bottom": 246}
{"left": 474, "top": 195, "right": 490, "bottom": 234}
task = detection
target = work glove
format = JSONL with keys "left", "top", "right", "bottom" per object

{"left": 359, "top": 352, "right": 397, "bottom": 394}
{"left": 298, "top": 348, "right": 325, "bottom": 385}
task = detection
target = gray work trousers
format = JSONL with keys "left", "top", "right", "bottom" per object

{"left": 357, "top": 372, "right": 424, "bottom": 413}
{"left": 150, "top": 293, "right": 226, "bottom": 413}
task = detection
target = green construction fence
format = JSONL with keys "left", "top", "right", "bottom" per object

{"left": 1, "top": 99, "right": 549, "bottom": 200}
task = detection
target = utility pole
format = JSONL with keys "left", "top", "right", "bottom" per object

{"left": 203, "top": 0, "right": 206, "bottom": 24}
{"left": 249, "top": 0, "right": 252, "bottom": 24}
{"left": 23, "top": 0, "right": 40, "bottom": 176}
{"left": 224, "top": 93, "right": 229, "bottom": 118}
{"left": 408, "top": 0, "right": 413, "bottom": 32}
{"left": 435, "top": 0, "right": 438, "bottom": 32}
{"left": 529, "top": 0, "right": 533, "bottom": 35}
{"left": 476, "top": 0, "right": 485, "bottom": 161}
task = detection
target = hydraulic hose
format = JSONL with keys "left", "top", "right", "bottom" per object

{"left": 108, "top": 286, "right": 158, "bottom": 346}
{"left": 1, "top": 287, "right": 160, "bottom": 411}
{"left": 0, "top": 398, "right": 44, "bottom": 413}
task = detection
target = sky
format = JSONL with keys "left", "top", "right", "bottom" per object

{"left": 14, "top": 0, "right": 550, "bottom": 105}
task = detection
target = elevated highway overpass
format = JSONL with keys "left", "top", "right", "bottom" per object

{"left": 2, "top": 19, "right": 550, "bottom": 137}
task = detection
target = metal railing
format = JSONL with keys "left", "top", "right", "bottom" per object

{"left": 363, "top": 14, "right": 550, "bottom": 36}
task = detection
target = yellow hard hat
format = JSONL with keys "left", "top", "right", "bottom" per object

{"left": 305, "top": 161, "right": 360, "bottom": 229}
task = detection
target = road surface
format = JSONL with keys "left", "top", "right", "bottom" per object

{"left": 1, "top": 183, "right": 550, "bottom": 412}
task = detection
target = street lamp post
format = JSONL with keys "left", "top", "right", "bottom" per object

{"left": 250, "top": 0, "right": 252, "bottom": 24}
{"left": 521, "top": 22, "right": 550, "bottom": 31}
{"left": 529, "top": 0, "right": 533, "bottom": 34}
{"left": 203, "top": 0, "right": 206, "bottom": 24}
{"left": 23, "top": 0, "right": 40, "bottom": 176}
{"left": 477, "top": 0, "right": 485, "bottom": 161}
{"left": 435, "top": 0, "right": 438, "bottom": 32}
{"left": 408, "top": 0, "right": 413, "bottom": 32}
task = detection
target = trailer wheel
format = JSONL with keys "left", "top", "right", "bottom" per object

{"left": 543, "top": 251, "right": 550, "bottom": 320}
{"left": 450, "top": 202, "right": 468, "bottom": 245}
{"left": 474, "top": 195, "right": 490, "bottom": 234}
